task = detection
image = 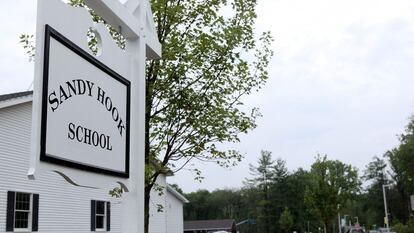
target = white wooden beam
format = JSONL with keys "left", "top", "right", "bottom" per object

{"left": 85, "top": 0, "right": 141, "bottom": 39}
{"left": 144, "top": 0, "right": 162, "bottom": 59}
{"left": 85, "top": 0, "right": 162, "bottom": 59}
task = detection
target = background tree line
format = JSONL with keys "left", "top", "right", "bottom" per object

{"left": 180, "top": 116, "right": 414, "bottom": 233}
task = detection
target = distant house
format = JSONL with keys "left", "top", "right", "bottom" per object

{"left": 184, "top": 219, "right": 237, "bottom": 233}
{"left": 149, "top": 175, "right": 189, "bottom": 233}
{"left": 0, "top": 91, "right": 188, "bottom": 233}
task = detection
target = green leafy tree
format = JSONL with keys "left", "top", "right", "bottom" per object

{"left": 208, "top": 189, "right": 244, "bottom": 220}
{"left": 362, "top": 156, "right": 391, "bottom": 226}
{"left": 239, "top": 186, "right": 261, "bottom": 233}
{"left": 305, "top": 155, "right": 360, "bottom": 233}
{"left": 392, "top": 219, "right": 414, "bottom": 233}
{"left": 268, "top": 158, "right": 289, "bottom": 233}
{"left": 184, "top": 188, "right": 244, "bottom": 221}
{"left": 184, "top": 189, "right": 212, "bottom": 220}
{"left": 245, "top": 151, "right": 275, "bottom": 187}
{"left": 279, "top": 207, "right": 294, "bottom": 233}
{"left": 244, "top": 151, "right": 275, "bottom": 233}
{"left": 273, "top": 158, "right": 289, "bottom": 182}
{"left": 144, "top": 1, "right": 273, "bottom": 232}
{"left": 182, "top": 162, "right": 319, "bottom": 233}
{"left": 385, "top": 116, "right": 414, "bottom": 223}
{"left": 281, "top": 168, "right": 315, "bottom": 232}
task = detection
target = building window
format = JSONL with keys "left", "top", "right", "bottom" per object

{"left": 15, "top": 192, "right": 31, "bottom": 230}
{"left": 91, "top": 200, "right": 110, "bottom": 232}
{"left": 95, "top": 201, "right": 106, "bottom": 230}
{"left": 6, "top": 191, "right": 39, "bottom": 232}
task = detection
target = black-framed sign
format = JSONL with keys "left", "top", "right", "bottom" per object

{"left": 40, "top": 25, "right": 130, "bottom": 178}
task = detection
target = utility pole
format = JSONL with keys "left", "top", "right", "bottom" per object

{"left": 383, "top": 184, "right": 391, "bottom": 233}
{"left": 337, "top": 204, "right": 341, "bottom": 233}
{"left": 338, "top": 212, "right": 341, "bottom": 233}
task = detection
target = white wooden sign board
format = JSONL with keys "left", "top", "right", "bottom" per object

{"left": 42, "top": 24, "right": 130, "bottom": 177}
{"left": 30, "top": 0, "right": 129, "bottom": 188}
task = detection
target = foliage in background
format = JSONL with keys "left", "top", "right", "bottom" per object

{"left": 279, "top": 207, "right": 294, "bottom": 233}
{"left": 392, "top": 219, "right": 414, "bottom": 233}
{"left": 184, "top": 153, "right": 360, "bottom": 233}
{"left": 360, "top": 156, "right": 391, "bottom": 227}
{"left": 184, "top": 154, "right": 322, "bottom": 233}
{"left": 386, "top": 115, "right": 414, "bottom": 223}
{"left": 244, "top": 150, "right": 275, "bottom": 233}
{"left": 183, "top": 114, "right": 414, "bottom": 233}
{"left": 304, "top": 155, "right": 360, "bottom": 233}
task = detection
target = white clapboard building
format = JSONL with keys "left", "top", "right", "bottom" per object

{"left": 149, "top": 176, "right": 189, "bottom": 233}
{"left": 0, "top": 91, "right": 188, "bottom": 233}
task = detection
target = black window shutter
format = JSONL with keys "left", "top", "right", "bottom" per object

{"left": 32, "top": 194, "right": 39, "bottom": 232}
{"left": 91, "top": 200, "right": 96, "bottom": 231}
{"left": 106, "top": 202, "right": 111, "bottom": 231}
{"left": 6, "top": 191, "right": 15, "bottom": 232}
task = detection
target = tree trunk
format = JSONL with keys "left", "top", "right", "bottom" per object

{"left": 144, "top": 71, "right": 152, "bottom": 233}
{"left": 144, "top": 184, "right": 151, "bottom": 233}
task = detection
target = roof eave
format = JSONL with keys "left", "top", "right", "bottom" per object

{"left": 167, "top": 184, "right": 189, "bottom": 203}
{"left": 0, "top": 95, "right": 33, "bottom": 110}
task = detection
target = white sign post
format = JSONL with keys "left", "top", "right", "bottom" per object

{"left": 29, "top": 0, "right": 161, "bottom": 232}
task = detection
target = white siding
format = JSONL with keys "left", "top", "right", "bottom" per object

{"left": 166, "top": 191, "right": 184, "bottom": 233}
{"left": 0, "top": 102, "right": 122, "bottom": 233}
{"left": 149, "top": 175, "right": 167, "bottom": 233}
{"left": 148, "top": 175, "right": 186, "bottom": 233}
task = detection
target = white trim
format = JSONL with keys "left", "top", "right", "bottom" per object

{"left": 13, "top": 229, "right": 31, "bottom": 233}
{"left": 0, "top": 95, "right": 32, "bottom": 110}
{"left": 84, "top": 0, "right": 141, "bottom": 40}
{"left": 166, "top": 185, "right": 189, "bottom": 203}
{"left": 84, "top": 0, "right": 163, "bottom": 59}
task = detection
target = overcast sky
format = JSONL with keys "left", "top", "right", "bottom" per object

{"left": 1, "top": 0, "right": 414, "bottom": 193}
